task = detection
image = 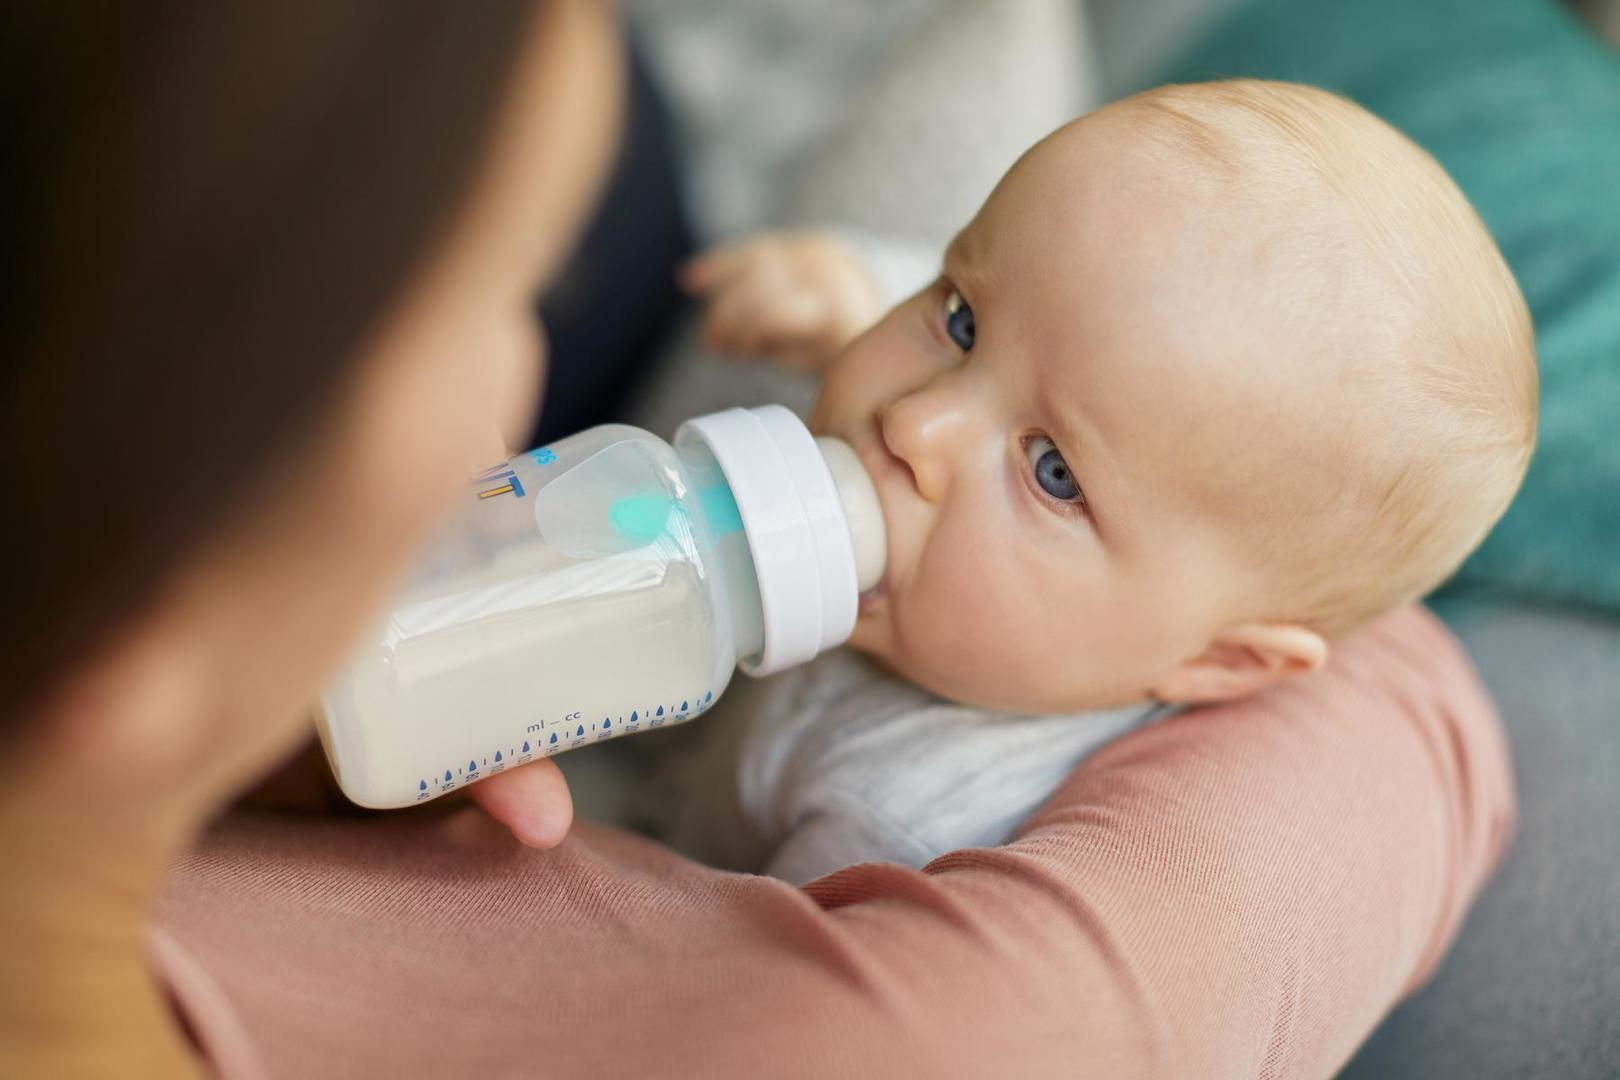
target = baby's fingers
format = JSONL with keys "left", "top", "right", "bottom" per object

{"left": 702, "top": 273, "right": 795, "bottom": 355}
{"left": 746, "top": 290, "right": 833, "bottom": 358}
{"left": 678, "top": 238, "right": 768, "bottom": 295}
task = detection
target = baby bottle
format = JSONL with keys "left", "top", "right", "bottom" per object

{"left": 317, "top": 405, "right": 885, "bottom": 808}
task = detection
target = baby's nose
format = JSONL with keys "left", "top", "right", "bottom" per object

{"left": 878, "top": 384, "right": 973, "bottom": 503}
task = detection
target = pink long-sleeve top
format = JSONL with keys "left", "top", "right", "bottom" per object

{"left": 153, "top": 605, "right": 1513, "bottom": 1079}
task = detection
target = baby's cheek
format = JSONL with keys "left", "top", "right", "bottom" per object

{"left": 897, "top": 519, "right": 1163, "bottom": 709}
{"left": 894, "top": 545, "right": 1035, "bottom": 694}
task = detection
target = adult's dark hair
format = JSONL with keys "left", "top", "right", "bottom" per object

{"left": 0, "top": 1, "right": 539, "bottom": 720}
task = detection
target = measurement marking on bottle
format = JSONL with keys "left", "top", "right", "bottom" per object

{"left": 419, "top": 687, "right": 718, "bottom": 801}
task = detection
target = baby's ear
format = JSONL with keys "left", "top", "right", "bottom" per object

{"left": 1149, "top": 623, "right": 1328, "bottom": 704}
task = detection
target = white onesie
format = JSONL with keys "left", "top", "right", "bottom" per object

{"left": 661, "top": 649, "right": 1165, "bottom": 885}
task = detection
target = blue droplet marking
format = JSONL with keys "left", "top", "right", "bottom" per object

{"left": 549, "top": 732, "right": 558, "bottom": 744}
{"left": 630, "top": 711, "right": 638, "bottom": 723}
{"left": 681, "top": 700, "right": 689, "bottom": 712}
{"left": 601, "top": 718, "right": 611, "bottom": 730}
{"left": 494, "top": 750, "right": 503, "bottom": 762}
{"left": 468, "top": 760, "right": 478, "bottom": 772}
{"left": 656, "top": 705, "right": 665, "bottom": 717}
{"left": 419, "top": 780, "right": 428, "bottom": 792}
{"left": 522, "top": 741, "right": 530, "bottom": 753}
{"left": 705, "top": 691, "right": 713, "bottom": 702}
{"left": 575, "top": 723, "right": 584, "bottom": 737}
{"left": 444, "top": 770, "right": 453, "bottom": 783}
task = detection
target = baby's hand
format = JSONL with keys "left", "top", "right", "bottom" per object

{"left": 679, "top": 231, "right": 884, "bottom": 372}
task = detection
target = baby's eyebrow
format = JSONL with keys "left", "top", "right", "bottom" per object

{"left": 942, "top": 229, "right": 988, "bottom": 294}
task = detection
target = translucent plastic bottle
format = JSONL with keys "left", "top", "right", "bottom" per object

{"left": 317, "top": 405, "right": 886, "bottom": 809}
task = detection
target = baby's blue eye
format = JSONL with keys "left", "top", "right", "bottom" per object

{"left": 944, "top": 289, "right": 975, "bottom": 351}
{"left": 1025, "top": 436, "right": 1082, "bottom": 502}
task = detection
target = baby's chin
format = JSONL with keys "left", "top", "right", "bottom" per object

{"left": 842, "top": 611, "right": 945, "bottom": 696}
{"left": 843, "top": 601, "right": 961, "bottom": 700}
{"left": 845, "top": 601, "right": 889, "bottom": 656}
{"left": 846, "top": 588, "right": 922, "bottom": 678}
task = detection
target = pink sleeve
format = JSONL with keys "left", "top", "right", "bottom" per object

{"left": 157, "top": 605, "right": 1512, "bottom": 1079}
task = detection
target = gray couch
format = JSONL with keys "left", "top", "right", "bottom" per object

{"left": 1342, "top": 595, "right": 1620, "bottom": 1076}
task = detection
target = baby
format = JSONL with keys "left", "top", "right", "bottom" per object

{"left": 657, "top": 80, "right": 1536, "bottom": 883}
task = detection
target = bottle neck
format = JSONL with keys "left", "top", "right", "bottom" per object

{"left": 814, "top": 436, "right": 886, "bottom": 594}
{"left": 714, "top": 527, "right": 765, "bottom": 665}
{"left": 675, "top": 441, "right": 766, "bottom": 668}
{"left": 673, "top": 407, "right": 885, "bottom": 676}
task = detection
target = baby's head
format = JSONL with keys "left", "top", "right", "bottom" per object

{"left": 813, "top": 80, "right": 1536, "bottom": 712}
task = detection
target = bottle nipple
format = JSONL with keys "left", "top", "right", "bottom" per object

{"left": 815, "top": 437, "right": 886, "bottom": 593}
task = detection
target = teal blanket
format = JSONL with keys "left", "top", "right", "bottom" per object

{"left": 1162, "top": 0, "right": 1620, "bottom": 611}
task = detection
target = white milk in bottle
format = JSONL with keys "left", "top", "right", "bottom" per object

{"left": 317, "top": 405, "right": 885, "bottom": 808}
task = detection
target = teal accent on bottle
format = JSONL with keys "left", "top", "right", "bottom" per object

{"left": 607, "top": 484, "right": 743, "bottom": 545}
